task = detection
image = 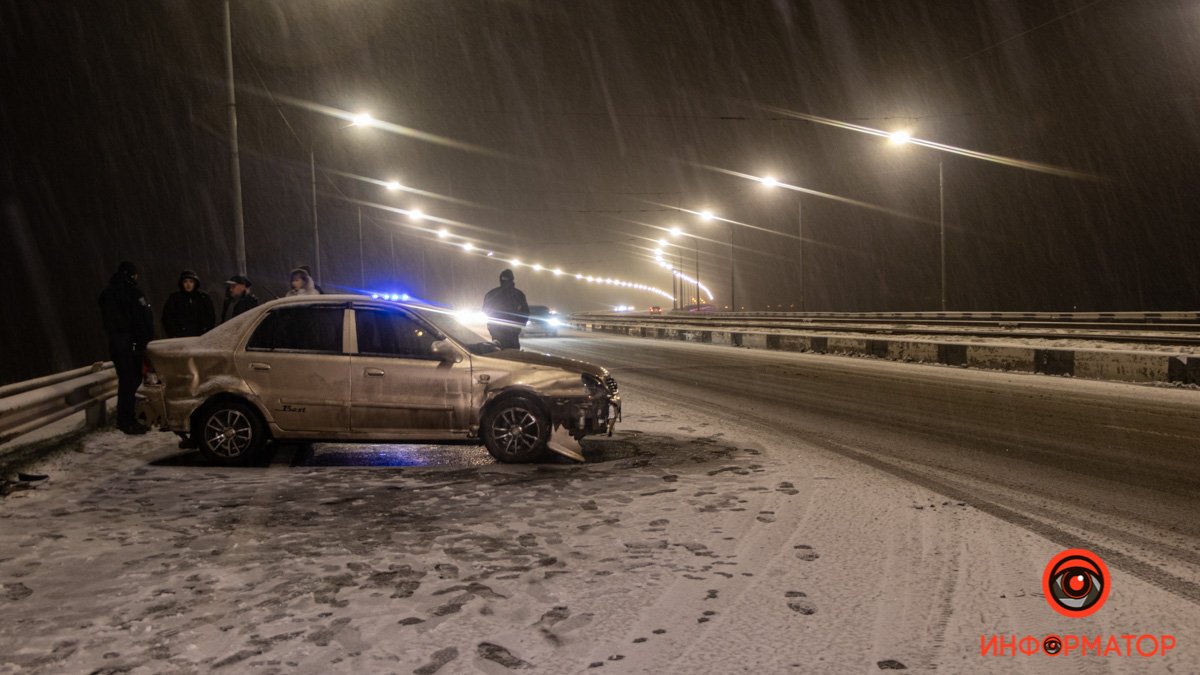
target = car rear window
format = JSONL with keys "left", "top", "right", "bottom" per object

{"left": 247, "top": 307, "right": 344, "bottom": 353}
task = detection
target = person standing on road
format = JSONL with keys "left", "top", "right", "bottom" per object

{"left": 221, "top": 275, "right": 258, "bottom": 322}
{"left": 161, "top": 270, "right": 215, "bottom": 338}
{"left": 483, "top": 269, "right": 529, "bottom": 349}
{"left": 98, "top": 261, "right": 154, "bottom": 435}
{"left": 286, "top": 267, "right": 320, "bottom": 296}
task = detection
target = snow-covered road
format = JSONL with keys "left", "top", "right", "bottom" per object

{"left": 1, "top": 332, "right": 1197, "bottom": 673}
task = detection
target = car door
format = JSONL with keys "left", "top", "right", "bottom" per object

{"left": 349, "top": 306, "right": 473, "bottom": 436}
{"left": 236, "top": 304, "right": 351, "bottom": 433}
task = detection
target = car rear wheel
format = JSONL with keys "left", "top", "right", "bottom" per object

{"left": 481, "top": 396, "right": 550, "bottom": 463}
{"left": 196, "top": 400, "right": 267, "bottom": 465}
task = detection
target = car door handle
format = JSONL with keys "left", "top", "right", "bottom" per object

{"left": 365, "top": 368, "right": 385, "bottom": 377}
{"left": 250, "top": 362, "right": 271, "bottom": 371}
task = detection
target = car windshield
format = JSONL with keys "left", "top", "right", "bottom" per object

{"left": 416, "top": 308, "right": 500, "bottom": 355}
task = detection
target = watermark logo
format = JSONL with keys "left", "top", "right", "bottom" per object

{"left": 1043, "top": 548, "right": 1110, "bottom": 618}
{"left": 979, "top": 549, "right": 1178, "bottom": 658}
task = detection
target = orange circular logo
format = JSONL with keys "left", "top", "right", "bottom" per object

{"left": 1043, "top": 549, "right": 1110, "bottom": 617}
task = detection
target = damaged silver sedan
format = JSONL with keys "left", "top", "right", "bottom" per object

{"left": 137, "top": 296, "right": 620, "bottom": 464}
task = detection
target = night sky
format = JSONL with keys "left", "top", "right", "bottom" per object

{"left": 3, "top": 0, "right": 1199, "bottom": 383}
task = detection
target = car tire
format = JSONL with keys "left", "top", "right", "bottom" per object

{"left": 481, "top": 396, "right": 551, "bottom": 463}
{"left": 195, "top": 399, "right": 267, "bottom": 465}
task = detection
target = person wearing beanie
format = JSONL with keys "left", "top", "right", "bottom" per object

{"left": 222, "top": 274, "right": 259, "bottom": 322}
{"left": 161, "top": 270, "right": 216, "bottom": 338}
{"left": 98, "top": 261, "right": 155, "bottom": 434}
{"left": 482, "top": 268, "right": 530, "bottom": 349}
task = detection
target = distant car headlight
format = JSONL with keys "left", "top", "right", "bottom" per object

{"left": 548, "top": 318, "right": 562, "bottom": 327}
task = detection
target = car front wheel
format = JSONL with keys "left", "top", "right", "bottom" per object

{"left": 196, "top": 400, "right": 267, "bottom": 465}
{"left": 481, "top": 396, "right": 550, "bottom": 463}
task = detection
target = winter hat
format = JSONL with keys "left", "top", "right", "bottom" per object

{"left": 117, "top": 261, "right": 138, "bottom": 277}
{"left": 225, "top": 274, "right": 252, "bottom": 287}
{"left": 500, "top": 269, "right": 515, "bottom": 282}
{"left": 178, "top": 270, "right": 200, "bottom": 286}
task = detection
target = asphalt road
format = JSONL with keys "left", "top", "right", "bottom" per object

{"left": 533, "top": 333, "right": 1200, "bottom": 605}
{"left": 3, "top": 331, "right": 1197, "bottom": 673}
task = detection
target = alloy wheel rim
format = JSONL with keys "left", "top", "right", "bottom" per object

{"left": 204, "top": 409, "right": 253, "bottom": 458}
{"left": 491, "top": 407, "right": 540, "bottom": 455}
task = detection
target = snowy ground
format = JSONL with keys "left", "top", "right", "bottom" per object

{"left": 1, "top": 336, "right": 1197, "bottom": 673}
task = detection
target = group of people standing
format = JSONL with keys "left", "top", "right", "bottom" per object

{"left": 97, "top": 263, "right": 320, "bottom": 435}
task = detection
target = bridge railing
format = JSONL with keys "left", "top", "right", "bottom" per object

{"left": 0, "top": 362, "right": 117, "bottom": 448}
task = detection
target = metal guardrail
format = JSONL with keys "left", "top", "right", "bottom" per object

{"left": 579, "top": 309, "right": 1200, "bottom": 324}
{"left": 0, "top": 362, "right": 117, "bottom": 447}
{"left": 570, "top": 311, "right": 1200, "bottom": 347}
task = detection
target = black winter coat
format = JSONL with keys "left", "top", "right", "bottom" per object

{"left": 483, "top": 282, "right": 530, "bottom": 326}
{"left": 162, "top": 290, "right": 216, "bottom": 338}
{"left": 222, "top": 293, "right": 259, "bottom": 322}
{"left": 99, "top": 273, "right": 154, "bottom": 347}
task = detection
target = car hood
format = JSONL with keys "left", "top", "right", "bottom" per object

{"left": 481, "top": 349, "right": 608, "bottom": 377}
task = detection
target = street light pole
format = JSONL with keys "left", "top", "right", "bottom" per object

{"left": 389, "top": 232, "right": 396, "bottom": 287}
{"left": 310, "top": 148, "right": 320, "bottom": 286}
{"left": 358, "top": 206, "right": 365, "bottom": 289}
{"left": 797, "top": 197, "right": 804, "bottom": 312}
{"left": 729, "top": 222, "right": 736, "bottom": 311}
{"left": 939, "top": 157, "right": 946, "bottom": 311}
{"left": 223, "top": 1, "right": 246, "bottom": 276}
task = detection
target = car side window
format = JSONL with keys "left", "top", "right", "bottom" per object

{"left": 355, "top": 309, "right": 438, "bottom": 359}
{"left": 247, "top": 307, "right": 344, "bottom": 353}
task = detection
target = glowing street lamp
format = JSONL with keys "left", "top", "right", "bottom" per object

{"left": 409, "top": 209, "right": 424, "bottom": 221}
{"left": 385, "top": 181, "right": 401, "bottom": 191}
{"left": 757, "top": 175, "right": 807, "bottom": 311}
{"left": 697, "top": 208, "right": 732, "bottom": 310}
{"left": 887, "top": 130, "right": 947, "bottom": 309}
{"left": 437, "top": 228, "right": 449, "bottom": 239}
{"left": 350, "top": 112, "right": 375, "bottom": 127}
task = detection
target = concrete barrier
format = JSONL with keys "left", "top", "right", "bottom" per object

{"left": 573, "top": 321, "right": 1199, "bottom": 387}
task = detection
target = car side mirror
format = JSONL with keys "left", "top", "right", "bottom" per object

{"left": 431, "top": 339, "right": 462, "bottom": 363}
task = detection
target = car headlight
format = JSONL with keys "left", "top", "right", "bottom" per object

{"left": 548, "top": 318, "right": 562, "bottom": 327}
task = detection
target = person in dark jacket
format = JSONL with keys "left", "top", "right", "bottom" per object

{"left": 98, "top": 261, "right": 154, "bottom": 434}
{"left": 161, "top": 270, "right": 216, "bottom": 338}
{"left": 482, "top": 269, "right": 529, "bottom": 349}
{"left": 221, "top": 275, "right": 259, "bottom": 322}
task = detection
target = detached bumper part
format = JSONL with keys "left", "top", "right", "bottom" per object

{"left": 547, "top": 426, "right": 585, "bottom": 462}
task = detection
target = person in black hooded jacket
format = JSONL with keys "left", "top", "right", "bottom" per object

{"left": 98, "top": 261, "right": 154, "bottom": 434}
{"left": 483, "top": 269, "right": 529, "bottom": 349}
{"left": 162, "top": 270, "right": 216, "bottom": 338}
